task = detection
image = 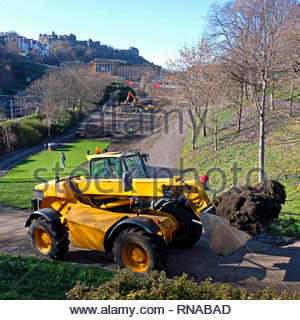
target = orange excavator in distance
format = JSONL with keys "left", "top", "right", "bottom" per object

{"left": 125, "top": 91, "right": 137, "bottom": 104}
{"left": 125, "top": 91, "right": 157, "bottom": 112}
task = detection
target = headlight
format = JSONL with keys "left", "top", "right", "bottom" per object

{"left": 34, "top": 189, "right": 44, "bottom": 200}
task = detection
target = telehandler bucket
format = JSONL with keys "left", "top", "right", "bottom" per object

{"left": 194, "top": 211, "right": 252, "bottom": 257}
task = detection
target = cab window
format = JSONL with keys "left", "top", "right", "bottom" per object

{"left": 90, "top": 158, "right": 124, "bottom": 179}
{"left": 125, "top": 155, "right": 148, "bottom": 178}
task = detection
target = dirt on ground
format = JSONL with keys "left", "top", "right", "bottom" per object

{"left": 212, "top": 180, "right": 286, "bottom": 235}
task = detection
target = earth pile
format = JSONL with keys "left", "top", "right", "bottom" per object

{"left": 212, "top": 180, "right": 286, "bottom": 235}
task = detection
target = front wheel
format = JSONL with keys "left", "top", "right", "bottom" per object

{"left": 161, "top": 206, "right": 202, "bottom": 248}
{"left": 28, "top": 217, "right": 69, "bottom": 259}
{"left": 113, "top": 228, "right": 167, "bottom": 273}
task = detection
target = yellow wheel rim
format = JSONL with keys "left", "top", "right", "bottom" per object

{"left": 34, "top": 227, "right": 51, "bottom": 253}
{"left": 121, "top": 242, "right": 149, "bottom": 273}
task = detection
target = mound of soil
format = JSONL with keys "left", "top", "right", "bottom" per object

{"left": 212, "top": 180, "right": 286, "bottom": 235}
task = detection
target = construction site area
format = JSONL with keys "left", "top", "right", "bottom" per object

{"left": 0, "top": 99, "right": 299, "bottom": 296}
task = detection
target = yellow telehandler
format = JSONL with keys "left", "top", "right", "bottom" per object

{"left": 26, "top": 150, "right": 250, "bottom": 273}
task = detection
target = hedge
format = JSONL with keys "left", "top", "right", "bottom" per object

{"left": 22, "top": 118, "right": 48, "bottom": 138}
{"left": 66, "top": 269, "right": 300, "bottom": 300}
{"left": 0, "top": 110, "right": 85, "bottom": 154}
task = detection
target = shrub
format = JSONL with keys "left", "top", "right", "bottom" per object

{"left": 66, "top": 269, "right": 300, "bottom": 300}
{"left": 17, "top": 122, "right": 41, "bottom": 146}
{"left": 52, "top": 109, "right": 85, "bottom": 134}
{"left": 268, "top": 217, "right": 300, "bottom": 237}
{"left": 25, "top": 113, "right": 43, "bottom": 121}
{"left": 0, "top": 110, "right": 85, "bottom": 153}
{"left": 0, "top": 116, "right": 43, "bottom": 152}
{"left": 22, "top": 119, "right": 48, "bottom": 137}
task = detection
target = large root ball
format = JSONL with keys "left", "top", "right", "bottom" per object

{"left": 212, "top": 180, "right": 286, "bottom": 235}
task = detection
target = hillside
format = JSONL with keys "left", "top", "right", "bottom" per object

{"left": 45, "top": 40, "right": 151, "bottom": 66}
{"left": 181, "top": 103, "right": 300, "bottom": 218}
{"left": 0, "top": 31, "right": 154, "bottom": 93}
{"left": 0, "top": 46, "right": 46, "bottom": 93}
{"left": 37, "top": 32, "right": 152, "bottom": 66}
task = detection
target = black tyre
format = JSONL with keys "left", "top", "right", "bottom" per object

{"left": 28, "top": 217, "right": 69, "bottom": 259}
{"left": 113, "top": 227, "right": 167, "bottom": 273}
{"left": 161, "top": 205, "right": 202, "bottom": 248}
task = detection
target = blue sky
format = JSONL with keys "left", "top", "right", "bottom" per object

{"left": 0, "top": 0, "right": 226, "bottom": 65}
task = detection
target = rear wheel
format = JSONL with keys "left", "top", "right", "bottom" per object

{"left": 113, "top": 228, "right": 167, "bottom": 273}
{"left": 161, "top": 205, "right": 202, "bottom": 248}
{"left": 28, "top": 217, "right": 69, "bottom": 259}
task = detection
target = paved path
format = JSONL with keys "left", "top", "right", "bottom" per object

{"left": 168, "top": 236, "right": 300, "bottom": 294}
{"left": 1, "top": 203, "right": 299, "bottom": 293}
{"left": 147, "top": 115, "right": 189, "bottom": 178}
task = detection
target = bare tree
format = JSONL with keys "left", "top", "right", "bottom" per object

{"left": 225, "top": 70, "right": 250, "bottom": 132}
{"left": 210, "top": 0, "right": 299, "bottom": 181}
{"left": 27, "top": 71, "right": 64, "bottom": 136}
{"left": 204, "top": 63, "right": 228, "bottom": 151}
{"left": 167, "top": 40, "right": 216, "bottom": 149}
{"left": 20, "top": 68, "right": 119, "bottom": 136}
{"left": 277, "top": 64, "right": 300, "bottom": 116}
{"left": 85, "top": 73, "right": 118, "bottom": 105}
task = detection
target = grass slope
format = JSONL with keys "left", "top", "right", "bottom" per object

{"left": 0, "top": 254, "right": 114, "bottom": 299}
{"left": 181, "top": 105, "right": 300, "bottom": 223}
{"left": 0, "top": 140, "right": 110, "bottom": 208}
{"left": 274, "top": 87, "right": 300, "bottom": 102}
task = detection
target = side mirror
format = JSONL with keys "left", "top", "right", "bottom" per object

{"left": 122, "top": 171, "right": 133, "bottom": 192}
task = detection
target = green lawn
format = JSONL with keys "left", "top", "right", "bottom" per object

{"left": 264, "top": 86, "right": 300, "bottom": 102}
{"left": 0, "top": 254, "right": 114, "bottom": 299}
{"left": 0, "top": 140, "right": 110, "bottom": 208}
{"left": 181, "top": 105, "right": 300, "bottom": 230}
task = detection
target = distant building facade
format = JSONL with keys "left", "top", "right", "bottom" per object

{"left": 89, "top": 59, "right": 161, "bottom": 81}
{"left": 0, "top": 32, "right": 50, "bottom": 57}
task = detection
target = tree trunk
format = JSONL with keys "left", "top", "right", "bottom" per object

{"left": 192, "top": 124, "right": 196, "bottom": 150}
{"left": 214, "top": 132, "right": 218, "bottom": 151}
{"left": 202, "top": 108, "right": 208, "bottom": 137}
{"left": 259, "top": 81, "right": 266, "bottom": 182}
{"left": 259, "top": 112, "right": 265, "bottom": 182}
{"left": 47, "top": 118, "right": 51, "bottom": 137}
{"left": 289, "top": 88, "right": 294, "bottom": 117}
{"left": 236, "top": 85, "right": 243, "bottom": 132}
{"left": 203, "top": 118, "right": 207, "bottom": 137}
{"left": 236, "top": 109, "right": 242, "bottom": 132}
{"left": 214, "top": 119, "right": 218, "bottom": 151}
{"left": 245, "top": 83, "right": 248, "bottom": 100}
{"left": 270, "top": 84, "right": 275, "bottom": 110}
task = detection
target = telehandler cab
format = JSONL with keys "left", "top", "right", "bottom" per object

{"left": 26, "top": 150, "right": 250, "bottom": 273}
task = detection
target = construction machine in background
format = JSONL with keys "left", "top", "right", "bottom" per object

{"left": 133, "top": 98, "right": 157, "bottom": 112}
{"left": 124, "top": 91, "right": 157, "bottom": 113}
{"left": 26, "top": 150, "right": 250, "bottom": 274}
{"left": 125, "top": 91, "right": 137, "bottom": 104}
